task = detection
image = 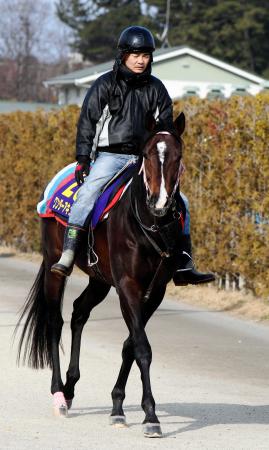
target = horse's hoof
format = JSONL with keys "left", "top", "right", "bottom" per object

{"left": 110, "top": 415, "right": 127, "bottom": 428}
{"left": 143, "top": 423, "right": 162, "bottom": 438}
{"left": 54, "top": 404, "right": 68, "bottom": 418}
{"left": 53, "top": 392, "right": 68, "bottom": 418}
{"left": 66, "top": 399, "right": 73, "bottom": 410}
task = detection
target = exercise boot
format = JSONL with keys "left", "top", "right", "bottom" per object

{"left": 51, "top": 225, "right": 85, "bottom": 277}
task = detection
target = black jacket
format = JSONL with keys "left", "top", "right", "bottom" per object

{"left": 76, "top": 69, "right": 173, "bottom": 160}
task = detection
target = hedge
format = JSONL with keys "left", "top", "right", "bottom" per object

{"left": 0, "top": 94, "right": 268, "bottom": 296}
{"left": 174, "top": 94, "right": 269, "bottom": 296}
{"left": 0, "top": 106, "right": 78, "bottom": 251}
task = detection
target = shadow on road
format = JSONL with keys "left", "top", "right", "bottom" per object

{"left": 68, "top": 402, "right": 269, "bottom": 436}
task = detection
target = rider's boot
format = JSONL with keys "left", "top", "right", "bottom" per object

{"left": 51, "top": 225, "right": 85, "bottom": 277}
{"left": 173, "top": 234, "right": 215, "bottom": 286}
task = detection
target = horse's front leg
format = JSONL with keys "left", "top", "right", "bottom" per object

{"left": 111, "top": 287, "right": 166, "bottom": 427}
{"left": 118, "top": 277, "right": 162, "bottom": 437}
{"left": 63, "top": 280, "right": 111, "bottom": 408}
{"left": 44, "top": 270, "right": 67, "bottom": 417}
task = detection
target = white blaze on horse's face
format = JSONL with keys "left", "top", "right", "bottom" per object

{"left": 155, "top": 141, "right": 168, "bottom": 210}
{"left": 141, "top": 130, "right": 182, "bottom": 216}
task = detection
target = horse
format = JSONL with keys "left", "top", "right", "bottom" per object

{"left": 16, "top": 112, "right": 185, "bottom": 438}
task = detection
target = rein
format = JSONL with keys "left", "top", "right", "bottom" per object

{"left": 131, "top": 197, "right": 170, "bottom": 303}
{"left": 132, "top": 197, "right": 170, "bottom": 258}
{"left": 131, "top": 194, "right": 182, "bottom": 257}
{"left": 130, "top": 180, "right": 182, "bottom": 303}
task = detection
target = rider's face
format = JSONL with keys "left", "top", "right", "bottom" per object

{"left": 124, "top": 53, "right": 151, "bottom": 73}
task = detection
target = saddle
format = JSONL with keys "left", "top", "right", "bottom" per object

{"left": 37, "top": 161, "right": 137, "bottom": 228}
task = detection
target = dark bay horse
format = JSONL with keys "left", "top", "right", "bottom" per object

{"left": 16, "top": 113, "right": 185, "bottom": 438}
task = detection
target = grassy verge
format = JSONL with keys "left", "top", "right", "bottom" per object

{"left": 166, "top": 283, "right": 269, "bottom": 323}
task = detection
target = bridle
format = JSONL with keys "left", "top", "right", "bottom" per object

{"left": 130, "top": 130, "right": 184, "bottom": 257}
{"left": 139, "top": 131, "right": 184, "bottom": 216}
{"left": 130, "top": 130, "right": 184, "bottom": 302}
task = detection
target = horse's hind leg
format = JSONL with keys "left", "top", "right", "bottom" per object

{"left": 63, "top": 279, "right": 111, "bottom": 408}
{"left": 44, "top": 270, "right": 67, "bottom": 416}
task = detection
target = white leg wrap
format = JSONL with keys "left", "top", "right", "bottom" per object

{"left": 57, "top": 249, "right": 75, "bottom": 268}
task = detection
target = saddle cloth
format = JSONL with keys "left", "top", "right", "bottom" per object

{"left": 37, "top": 161, "right": 137, "bottom": 228}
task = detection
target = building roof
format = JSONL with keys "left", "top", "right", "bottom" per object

{"left": 45, "top": 46, "right": 265, "bottom": 87}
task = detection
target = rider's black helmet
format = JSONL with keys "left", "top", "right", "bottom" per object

{"left": 118, "top": 26, "right": 155, "bottom": 53}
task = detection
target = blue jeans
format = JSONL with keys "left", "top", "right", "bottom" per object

{"left": 180, "top": 192, "right": 190, "bottom": 235}
{"left": 68, "top": 151, "right": 191, "bottom": 233}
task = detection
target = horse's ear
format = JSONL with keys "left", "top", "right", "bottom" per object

{"left": 145, "top": 111, "right": 157, "bottom": 132}
{"left": 174, "top": 112, "right": 185, "bottom": 137}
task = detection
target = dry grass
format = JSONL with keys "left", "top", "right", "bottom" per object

{"left": 1, "top": 245, "right": 269, "bottom": 323}
{"left": 167, "top": 283, "right": 269, "bottom": 323}
{"left": 0, "top": 246, "right": 41, "bottom": 263}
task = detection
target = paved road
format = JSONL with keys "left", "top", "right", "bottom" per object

{"left": 1, "top": 256, "right": 269, "bottom": 449}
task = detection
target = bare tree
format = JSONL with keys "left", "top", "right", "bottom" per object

{"left": 0, "top": 0, "right": 71, "bottom": 101}
{"left": 156, "top": 0, "right": 171, "bottom": 48}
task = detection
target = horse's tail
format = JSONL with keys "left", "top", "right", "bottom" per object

{"left": 15, "top": 261, "right": 52, "bottom": 369}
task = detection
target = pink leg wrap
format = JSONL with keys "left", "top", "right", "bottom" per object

{"left": 53, "top": 391, "right": 67, "bottom": 408}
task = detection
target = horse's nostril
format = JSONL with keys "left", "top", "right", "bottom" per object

{"left": 148, "top": 196, "right": 158, "bottom": 208}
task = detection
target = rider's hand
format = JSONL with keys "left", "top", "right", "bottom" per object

{"left": 75, "top": 155, "right": 91, "bottom": 185}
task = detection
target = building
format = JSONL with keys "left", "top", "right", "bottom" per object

{"left": 45, "top": 46, "right": 268, "bottom": 106}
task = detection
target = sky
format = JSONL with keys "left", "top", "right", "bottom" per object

{"left": 0, "top": 0, "right": 74, "bottom": 62}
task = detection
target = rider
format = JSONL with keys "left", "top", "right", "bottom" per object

{"left": 51, "top": 26, "right": 215, "bottom": 286}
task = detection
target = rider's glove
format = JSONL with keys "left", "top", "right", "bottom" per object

{"left": 75, "top": 155, "right": 91, "bottom": 185}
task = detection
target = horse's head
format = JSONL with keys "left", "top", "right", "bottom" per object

{"left": 140, "top": 112, "right": 185, "bottom": 217}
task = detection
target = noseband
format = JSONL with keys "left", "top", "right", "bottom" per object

{"left": 131, "top": 136, "right": 184, "bottom": 260}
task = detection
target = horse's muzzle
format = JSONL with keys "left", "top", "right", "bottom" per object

{"left": 147, "top": 196, "right": 172, "bottom": 217}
